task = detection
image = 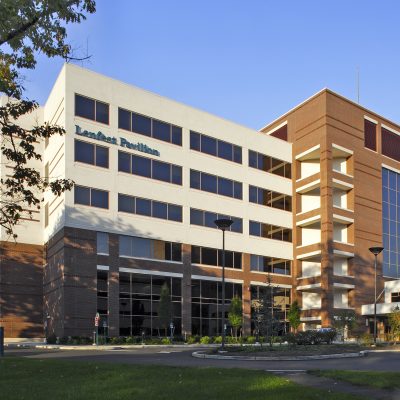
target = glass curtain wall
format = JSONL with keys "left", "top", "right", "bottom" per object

{"left": 191, "top": 279, "right": 242, "bottom": 336}
{"left": 119, "top": 273, "right": 182, "bottom": 336}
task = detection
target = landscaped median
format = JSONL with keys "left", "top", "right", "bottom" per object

{"left": 0, "top": 358, "right": 360, "bottom": 400}
{"left": 192, "top": 344, "right": 369, "bottom": 361}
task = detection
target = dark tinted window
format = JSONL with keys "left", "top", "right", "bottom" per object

{"left": 153, "top": 120, "right": 170, "bottom": 142}
{"left": 190, "top": 170, "right": 200, "bottom": 189}
{"left": 96, "top": 146, "right": 109, "bottom": 168}
{"left": 249, "top": 149, "right": 291, "bottom": 178}
{"left": 191, "top": 246, "right": 201, "bottom": 264}
{"left": 233, "top": 182, "right": 242, "bottom": 199}
{"left": 132, "top": 112, "right": 151, "bottom": 136}
{"left": 364, "top": 119, "right": 376, "bottom": 151}
{"left": 119, "top": 194, "right": 135, "bottom": 213}
{"left": 75, "top": 140, "right": 94, "bottom": 164}
{"left": 201, "top": 135, "right": 217, "bottom": 156}
{"left": 249, "top": 150, "right": 257, "bottom": 168}
{"left": 136, "top": 198, "right": 151, "bottom": 216}
{"left": 171, "top": 165, "right": 182, "bottom": 185}
{"left": 249, "top": 185, "right": 257, "bottom": 203}
{"left": 233, "top": 146, "right": 242, "bottom": 163}
{"left": 190, "top": 208, "right": 203, "bottom": 225}
{"left": 153, "top": 160, "right": 171, "bottom": 182}
{"left": 168, "top": 204, "right": 182, "bottom": 222}
{"left": 382, "top": 128, "right": 400, "bottom": 162}
{"left": 249, "top": 221, "right": 260, "bottom": 236}
{"left": 119, "top": 108, "right": 131, "bottom": 131}
{"left": 96, "top": 101, "right": 109, "bottom": 124}
{"left": 153, "top": 201, "right": 168, "bottom": 219}
{"left": 204, "top": 211, "right": 217, "bottom": 228}
{"left": 118, "top": 151, "right": 131, "bottom": 173}
{"left": 218, "top": 141, "right": 232, "bottom": 161}
{"left": 202, "top": 247, "right": 218, "bottom": 265}
{"left": 75, "top": 186, "right": 90, "bottom": 205}
{"left": 201, "top": 173, "right": 217, "bottom": 193}
{"left": 91, "top": 189, "right": 108, "bottom": 209}
{"left": 171, "top": 126, "right": 182, "bottom": 146}
{"left": 132, "top": 155, "right": 151, "bottom": 177}
{"left": 75, "top": 95, "right": 95, "bottom": 120}
{"left": 190, "top": 131, "right": 201, "bottom": 150}
{"left": 218, "top": 177, "right": 233, "bottom": 197}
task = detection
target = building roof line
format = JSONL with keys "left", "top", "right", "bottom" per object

{"left": 259, "top": 87, "right": 400, "bottom": 134}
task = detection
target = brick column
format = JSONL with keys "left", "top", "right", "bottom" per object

{"left": 108, "top": 233, "right": 119, "bottom": 337}
{"left": 181, "top": 244, "right": 192, "bottom": 337}
{"left": 242, "top": 253, "right": 252, "bottom": 336}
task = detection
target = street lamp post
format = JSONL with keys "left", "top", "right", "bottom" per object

{"left": 369, "top": 246, "right": 384, "bottom": 345}
{"left": 215, "top": 218, "right": 233, "bottom": 352}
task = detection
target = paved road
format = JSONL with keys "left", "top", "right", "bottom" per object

{"left": 4, "top": 347, "right": 400, "bottom": 372}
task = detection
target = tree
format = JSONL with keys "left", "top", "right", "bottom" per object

{"left": 388, "top": 306, "right": 400, "bottom": 342}
{"left": 287, "top": 300, "right": 301, "bottom": 333}
{"left": 332, "top": 310, "right": 357, "bottom": 341}
{"left": 158, "top": 282, "right": 172, "bottom": 337}
{"left": 228, "top": 295, "right": 242, "bottom": 339}
{"left": 0, "top": 0, "right": 96, "bottom": 238}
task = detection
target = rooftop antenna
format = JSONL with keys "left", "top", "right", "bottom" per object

{"left": 356, "top": 66, "right": 360, "bottom": 104}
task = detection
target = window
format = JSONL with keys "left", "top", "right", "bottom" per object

{"left": 191, "top": 245, "right": 242, "bottom": 269}
{"left": 97, "top": 232, "right": 109, "bottom": 254}
{"left": 190, "top": 131, "right": 242, "bottom": 164}
{"left": 190, "top": 208, "right": 242, "bottom": 233}
{"left": 364, "top": 119, "right": 377, "bottom": 151}
{"left": 248, "top": 149, "right": 291, "bottom": 178}
{"left": 119, "top": 274, "right": 182, "bottom": 336}
{"left": 249, "top": 220, "right": 292, "bottom": 242}
{"left": 249, "top": 185, "right": 292, "bottom": 211}
{"left": 74, "top": 185, "right": 109, "bottom": 209}
{"left": 97, "top": 270, "right": 108, "bottom": 334}
{"left": 75, "top": 140, "right": 109, "bottom": 168}
{"left": 75, "top": 94, "right": 109, "bottom": 124}
{"left": 250, "top": 255, "right": 291, "bottom": 275}
{"left": 190, "top": 169, "right": 242, "bottom": 199}
{"left": 119, "top": 151, "right": 182, "bottom": 185}
{"left": 118, "top": 193, "right": 182, "bottom": 222}
{"left": 119, "top": 235, "right": 182, "bottom": 262}
{"left": 382, "top": 167, "right": 400, "bottom": 278}
{"left": 118, "top": 108, "right": 182, "bottom": 146}
{"left": 382, "top": 128, "right": 400, "bottom": 162}
{"left": 391, "top": 292, "right": 400, "bottom": 303}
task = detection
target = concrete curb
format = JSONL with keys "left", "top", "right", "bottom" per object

{"left": 192, "top": 350, "right": 367, "bottom": 361}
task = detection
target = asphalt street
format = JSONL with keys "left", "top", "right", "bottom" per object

{"left": 4, "top": 347, "right": 400, "bottom": 372}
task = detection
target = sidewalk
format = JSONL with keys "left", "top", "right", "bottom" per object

{"left": 277, "top": 371, "right": 400, "bottom": 400}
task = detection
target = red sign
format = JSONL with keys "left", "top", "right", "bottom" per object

{"left": 95, "top": 313, "right": 100, "bottom": 327}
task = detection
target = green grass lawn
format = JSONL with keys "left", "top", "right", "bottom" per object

{"left": 311, "top": 370, "right": 400, "bottom": 390}
{"left": 0, "top": 358, "right": 360, "bottom": 400}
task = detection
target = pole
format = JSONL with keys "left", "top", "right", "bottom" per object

{"left": 374, "top": 254, "right": 377, "bottom": 345}
{"left": 221, "top": 228, "right": 226, "bottom": 351}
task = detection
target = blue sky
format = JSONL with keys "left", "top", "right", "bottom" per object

{"left": 25, "top": 0, "right": 400, "bottom": 130}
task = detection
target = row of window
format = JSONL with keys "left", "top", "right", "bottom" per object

{"left": 118, "top": 151, "right": 182, "bottom": 185}
{"left": 75, "top": 95, "right": 292, "bottom": 174}
{"left": 192, "top": 245, "right": 242, "bottom": 269}
{"left": 75, "top": 140, "right": 109, "bottom": 168}
{"left": 190, "top": 131, "right": 242, "bottom": 164}
{"left": 118, "top": 108, "right": 182, "bottom": 146}
{"left": 249, "top": 150, "right": 291, "bottom": 178}
{"left": 249, "top": 220, "right": 292, "bottom": 242}
{"left": 119, "top": 235, "right": 182, "bottom": 262}
{"left": 250, "top": 255, "right": 291, "bottom": 275}
{"left": 190, "top": 208, "right": 243, "bottom": 233}
{"left": 77, "top": 188, "right": 292, "bottom": 243}
{"left": 118, "top": 193, "right": 182, "bottom": 222}
{"left": 97, "top": 233, "right": 291, "bottom": 275}
{"left": 249, "top": 185, "right": 292, "bottom": 211}
{"left": 190, "top": 169, "right": 242, "bottom": 199}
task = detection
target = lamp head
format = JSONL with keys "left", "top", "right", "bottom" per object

{"left": 214, "top": 218, "right": 233, "bottom": 230}
{"left": 369, "top": 246, "right": 384, "bottom": 256}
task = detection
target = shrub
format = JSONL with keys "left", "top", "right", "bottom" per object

{"left": 186, "top": 336, "right": 197, "bottom": 344}
{"left": 46, "top": 334, "right": 57, "bottom": 344}
{"left": 246, "top": 336, "right": 256, "bottom": 344}
{"left": 213, "top": 336, "right": 222, "bottom": 344}
{"left": 226, "top": 336, "right": 238, "bottom": 344}
{"left": 359, "top": 333, "right": 373, "bottom": 346}
{"left": 283, "top": 333, "right": 296, "bottom": 345}
{"left": 319, "top": 329, "right": 337, "bottom": 344}
{"left": 161, "top": 338, "right": 172, "bottom": 345}
{"left": 125, "top": 336, "right": 137, "bottom": 344}
{"left": 200, "top": 336, "right": 211, "bottom": 344}
{"left": 110, "top": 337, "right": 125, "bottom": 345}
